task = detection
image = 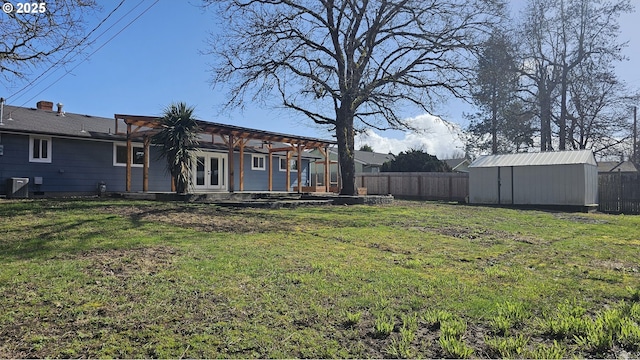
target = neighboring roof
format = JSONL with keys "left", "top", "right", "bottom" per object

{"left": 328, "top": 148, "right": 394, "bottom": 166}
{"left": 354, "top": 150, "right": 395, "bottom": 166}
{"left": 597, "top": 161, "right": 638, "bottom": 173}
{"left": 443, "top": 158, "right": 470, "bottom": 171}
{"left": 469, "top": 150, "right": 597, "bottom": 168}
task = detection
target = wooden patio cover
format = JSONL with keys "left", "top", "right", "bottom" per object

{"left": 114, "top": 114, "right": 337, "bottom": 193}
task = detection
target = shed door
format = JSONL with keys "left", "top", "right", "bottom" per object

{"left": 498, "top": 166, "right": 513, "bottom": 205}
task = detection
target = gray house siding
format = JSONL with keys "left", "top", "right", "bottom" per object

{"left": 0, "top": 133, "right": 171, "bottom": 195}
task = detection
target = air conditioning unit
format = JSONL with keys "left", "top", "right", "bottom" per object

{"left": 7, "top": 177, "right": 29, "bottom": 199}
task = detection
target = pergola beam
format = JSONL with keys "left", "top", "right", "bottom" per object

{"left": 114, "top": 113, "right": 336, "bottom": 193}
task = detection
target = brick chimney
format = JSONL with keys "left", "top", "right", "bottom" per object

{"left": 36, "top": 101, "right": 54, "bottom": 111}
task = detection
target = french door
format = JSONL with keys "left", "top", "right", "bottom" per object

{"left": 193, "top": 153, "right": 227, "bottom": 191}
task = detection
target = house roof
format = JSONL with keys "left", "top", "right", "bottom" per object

{"left": 469, "top": 150, "right": 597, "bottom": 168}
{"left": 0, "top": 104, "right": 336, "bottom": 149}
{"left": 0, "top": 104, "right": 119, "bottom": 140}
{"left": 597, "top": 161, "right": 638, "bottom": 173}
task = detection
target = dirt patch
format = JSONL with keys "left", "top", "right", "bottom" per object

{"left": 80, "top": 246, "right": 178, "bottom": 279}
{"left": 410, "top": 225, "right": 545, "bottom": 245}
{"left": 553, "top": 213, "right": 609, "bottom": 224}
{"left": 590, "top": 259, "right": 639, "bottom": 273}
{"left": 98, "top": 204, "right": 296, "bottom": 233}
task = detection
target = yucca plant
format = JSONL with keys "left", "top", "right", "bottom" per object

{"left": 152, "top": 102, "right": 201, "bottom": 194}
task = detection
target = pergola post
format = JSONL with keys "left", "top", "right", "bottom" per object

{"left": 126, "top": 123, "right": 132, "bottom": 192}
{"left": 286, "top": 149, "right": 291, "bottom": 192}
{"left": 143, "top": 135, "right": 150, "bottom": 192}
{"left": 268, "top": 144, "right": 273, "bottom": 191}
{"left": 228, "top": 133, "right": 235, "bottom": 192}
{"left": 296, "top": 143, "right": 304, "bottom": 193}
{"left": 324, "top": 146, "right": 330, "bottom": 192}
{"left": 239, "top": 139, "right": 245, "bottom": 191}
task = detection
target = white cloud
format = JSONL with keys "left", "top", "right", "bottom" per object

{"left": 355, "top": 113, "right": 466, "bottom": 158}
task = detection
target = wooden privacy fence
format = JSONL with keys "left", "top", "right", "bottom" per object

{"left": 356, "top": 172, "right": 469, "bottom": 201}
{"left": 598, "top": 172, "right": 640, "bottom": 214}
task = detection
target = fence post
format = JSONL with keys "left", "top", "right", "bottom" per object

{"left": 619, "top": 169, "right": 623, "bottom": 213}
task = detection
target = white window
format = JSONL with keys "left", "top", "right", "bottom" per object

{"left": 113, "top": 143, "right": 145, "bottom": 167}
{"left": 29, "top": 136, "right": 52, "bottom": 163}
{"left": 251, "top": 155, "right": 266, "bottom": 170}
{"left": 279, "top": 156, "right": 298, "bottom": 172}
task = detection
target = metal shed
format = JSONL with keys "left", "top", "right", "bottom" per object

{"left": 468, "top": 150, "right": 598, "bottom": 207}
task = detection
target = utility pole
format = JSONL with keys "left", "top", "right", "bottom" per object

{"left": 634, "top": 106, "right": 637, "bottom": 164}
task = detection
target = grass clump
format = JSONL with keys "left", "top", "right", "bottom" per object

{"left": 423, "top": 309, "right": 455, "bottom": 329}
{"left": 373, "top": 314, "right": 395, "bottom": 338}
{"left": 489, "top": 301, "right": 529, "bottom": 335}
{"left": 528, "top": 340, "right": 567, "bottom": 359}
{"left": 439, "top": 336, "right": 473, "bottom": 359}
{"left": 540, "top": 299, "right": 590, "bottom": 339}
{"left": 386, "top": 315, "right": 418, "bottom": 359}
{"left": 485, "top": 334, "right": 529, "bottom": 358}
{"left": 343, "top": 311, "right": 362, "bottom": 327}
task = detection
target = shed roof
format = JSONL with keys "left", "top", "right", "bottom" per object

{"left": 469, "top": 150, "right": 596, "bottom": 168}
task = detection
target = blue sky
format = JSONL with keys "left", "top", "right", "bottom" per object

{"left": 2, "top": 1, "right": 640, "bottom": 156}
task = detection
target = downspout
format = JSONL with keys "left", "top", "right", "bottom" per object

{"left": 0, "top": 97, "right": 4, "bottom": 126}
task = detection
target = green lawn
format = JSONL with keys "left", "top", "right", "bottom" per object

{"left": 0, "top": 199, "right": 639, "bottom": 358}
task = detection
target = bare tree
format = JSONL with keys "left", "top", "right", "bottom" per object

{"left": 519, "top": 0, "right": 632, "bottom": 151}
{"left": 567, "top": 57, "right": 637, "bottom": 157}
{"left": 0, "top": 0, "right": 98, "bottom": 82}
{"left": 203, "top": 0, "right": 501, "bottom": 195}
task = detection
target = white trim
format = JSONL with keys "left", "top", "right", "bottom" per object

{"left": 279, "top": 156, "right": 298, "bottom": 172}
{"left": 251, "top": 154, "right": 266, "bottom": 170}
{"left": 29, "top": 136, "right": 52, "bottom": 163}
{"left": 113, "top": 142, "right": 145, "bottom": 167}
{"left": 193, "top": 152, "right": 228, "bottom": 191}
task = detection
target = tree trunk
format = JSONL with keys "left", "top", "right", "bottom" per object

{"left": 539, "top": 81, "right": 553, "bottom": 152}
{"left": 559, "top": 67, "right": 568, "bottom": 150}
{"left": 336, "top": 111, "right": 357, "bottom": 196}
{"left": 491, "top": 91, "right": 498, "bottom": 154}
